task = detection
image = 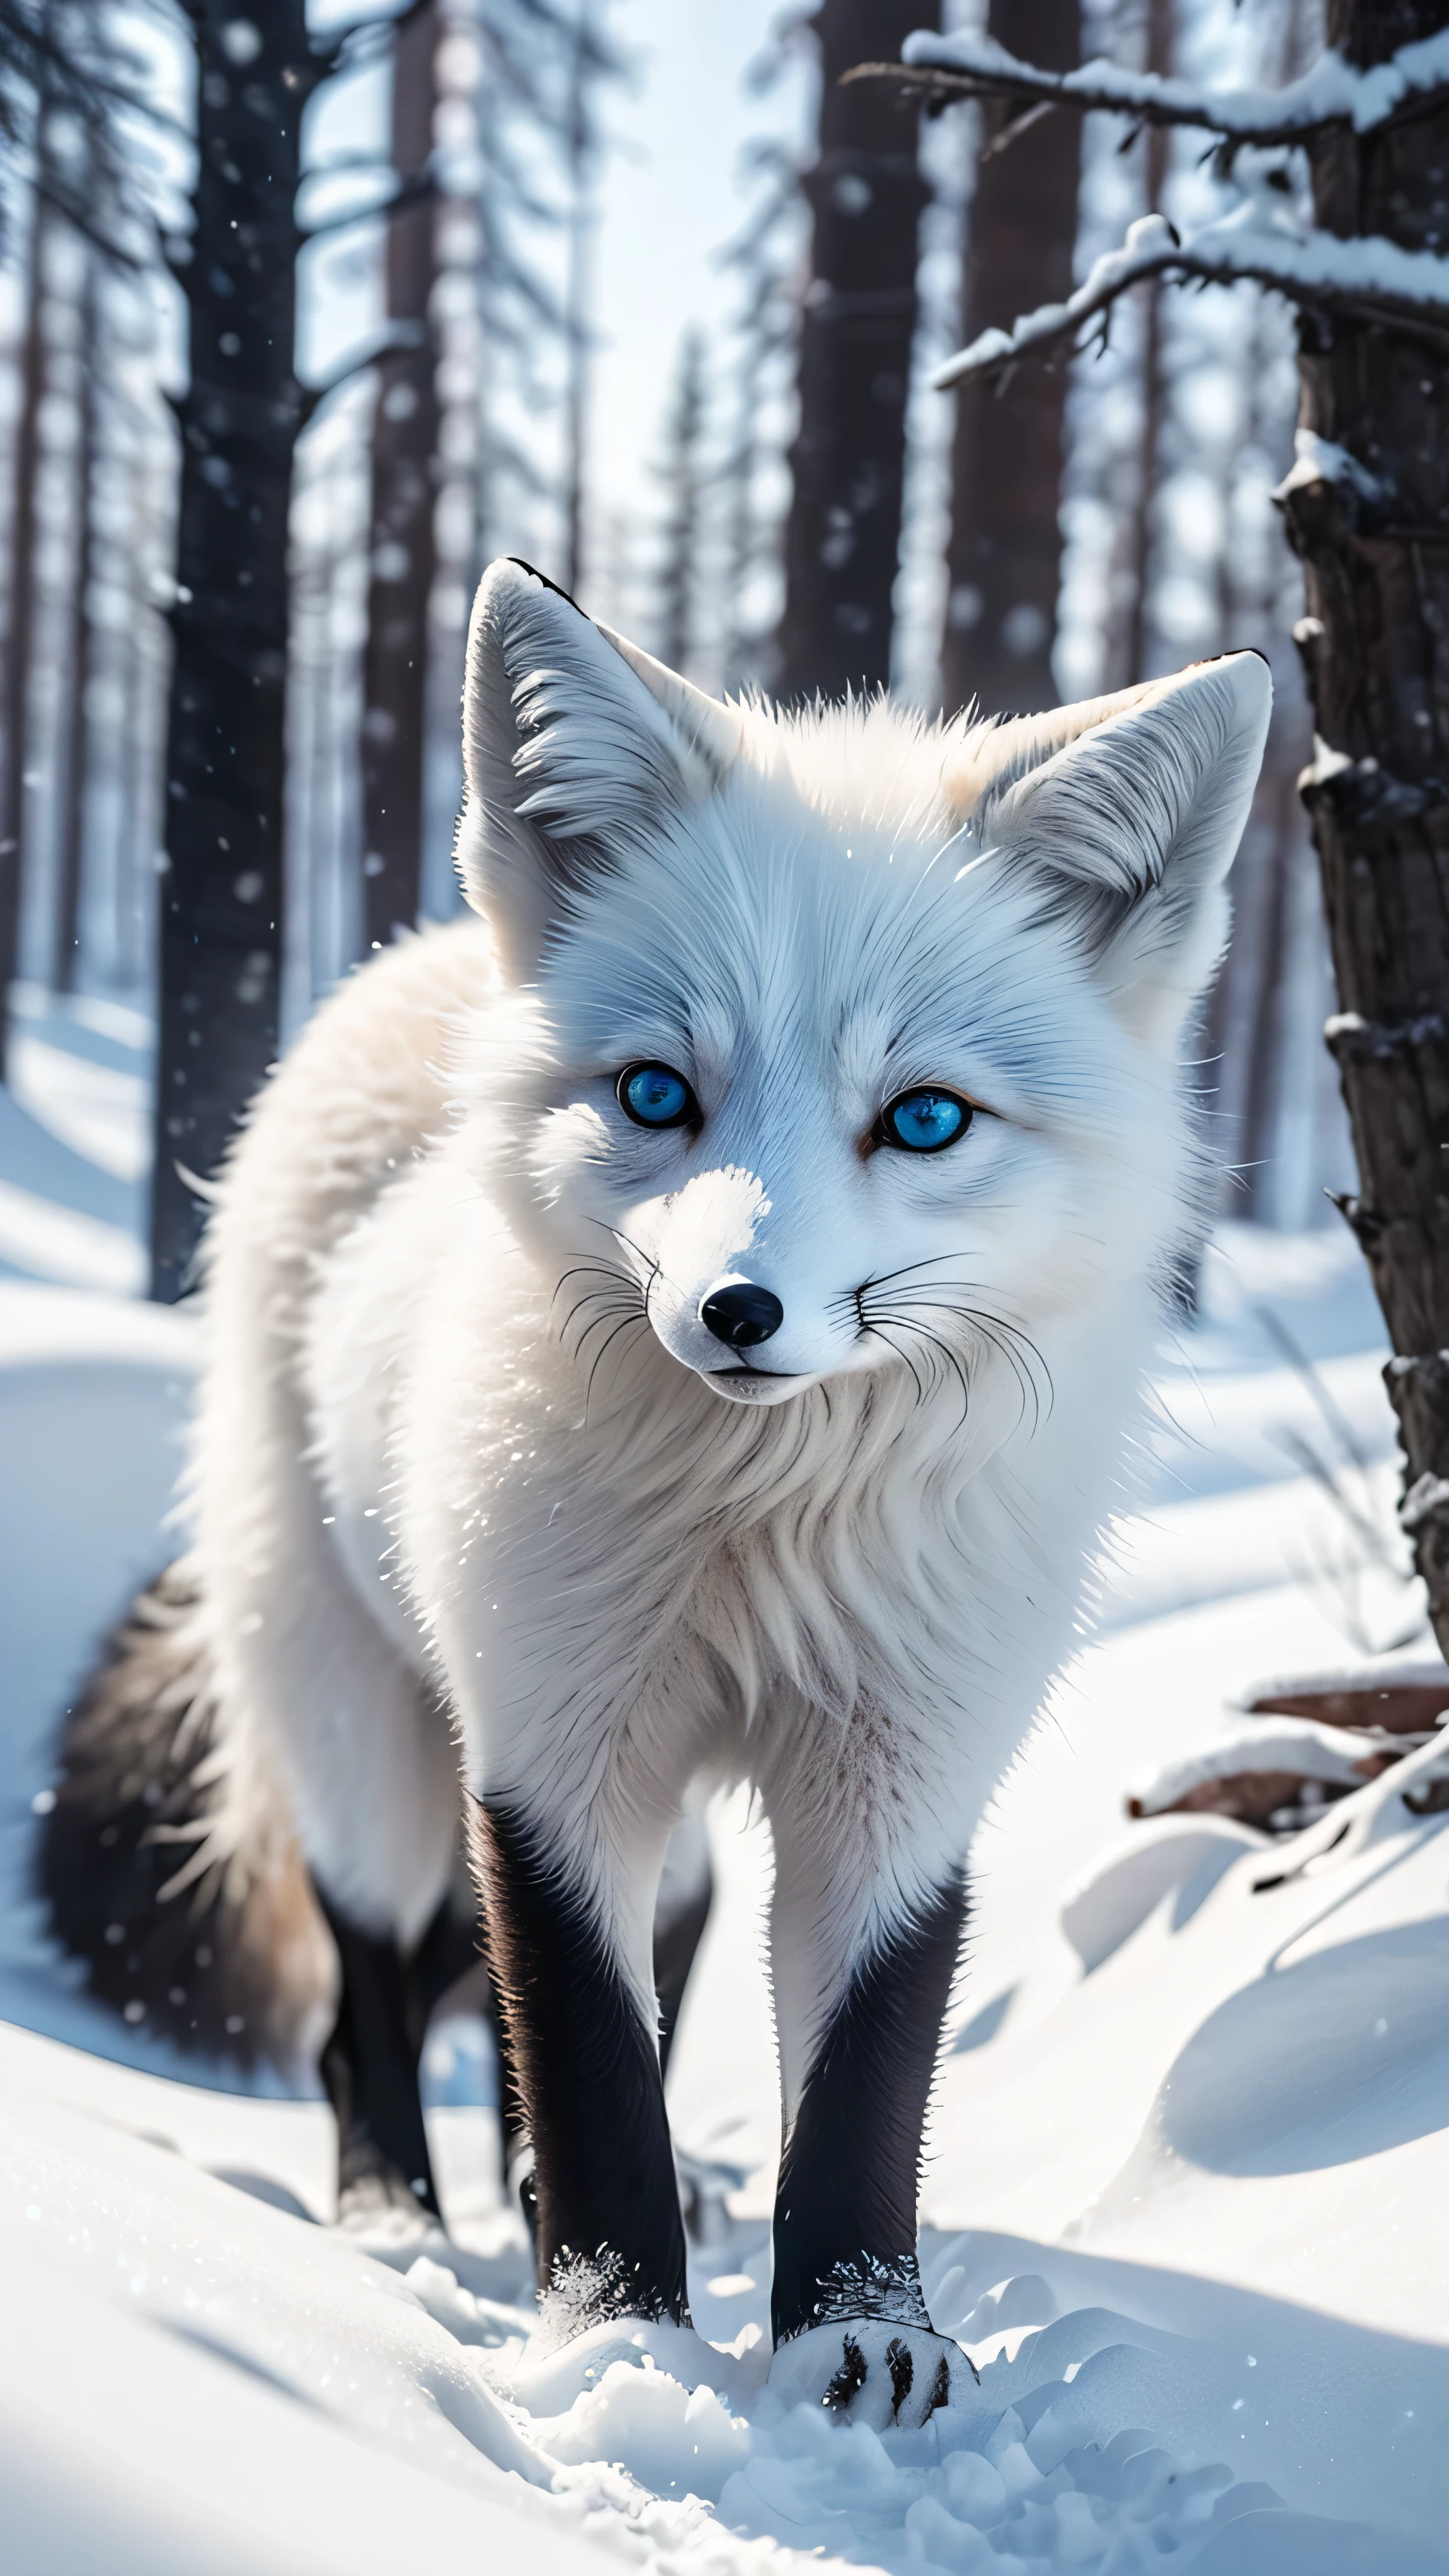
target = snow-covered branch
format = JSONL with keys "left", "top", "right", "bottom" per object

{"left": 932, "top": 202, "right": 1449, "bottom": 389}
{"left": 843, "top": 25, "right": 1449, "bottom": 152}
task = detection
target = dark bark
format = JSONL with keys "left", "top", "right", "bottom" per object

{"left": 776, "top": 0, "right": 940, "bottom": 704}
{"left": 359, "top": 0, "right": 440, "bottom": 956}
{"left": 0, "top": 178, "right": 48, "bottom": 1076}
{"left": 1123, "top": 0, "right": 1171, "bottom": 689}
{"left": 54, "top": 247, "right": 97, "bottom": 995}
{"left": 1278, "top": 0, "right": 1449, "bottom": 1653}
{"left": 941, "top": 0, "right": 1079, "bottom": 721}
{"left": 150, "top": 0, "right": 325, "bottom": 1299}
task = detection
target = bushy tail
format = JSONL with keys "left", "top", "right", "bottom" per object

{"left": 36, "top": 1559, "right": 333, "bottom": 2075}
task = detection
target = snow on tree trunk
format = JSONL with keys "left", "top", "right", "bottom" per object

{"left": 359, "top": 0, "right": 441, "bottom": 958}
{"left": 1281, "top": 0, "right": 1449, "bottom": 1654}
{"left": 777, "top": 0, "right": 940, "bottom": 703}
{"left": 150, "top": 0, "right": 323, "bottom": 1301}
{"left": 941, "top": 0, "right": 1079, "bottom": 721}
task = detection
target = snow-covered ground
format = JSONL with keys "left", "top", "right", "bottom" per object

{"left": 3, "top": 1002, "right": 1448, "bottom": 2574}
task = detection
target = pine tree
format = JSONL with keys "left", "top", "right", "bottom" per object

{"left": 776, "top": 0, "right": 940, "bottom": 702}
{"left": 358, "top": 0, "right": 443, "bottom": 956}
{"left": 941, "top": 0, "right": 1080, "bottom": 720}
{"left": 657, "top": 330, "right": 706, "bottom": 677}
{"left": 0, "top": 165, "right": 49, "bottom": 1072}
{"left": 1121, "top": 0, "right": 1173, "bottom": 689}
{"left": 150, "top": 0, "right": 333, "bottom": 1299}
{"left": 53, "top": 243, "right": 97, "bottom": 992}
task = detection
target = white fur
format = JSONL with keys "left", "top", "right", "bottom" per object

{"left": 184, "top": 560, "right": 1269, "bottom": 2116}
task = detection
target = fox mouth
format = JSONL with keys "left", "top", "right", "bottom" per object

{"left": 708, "top": 1364, "right": 801, "bottom": 1404}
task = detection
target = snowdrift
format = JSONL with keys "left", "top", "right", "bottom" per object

{"left": 4, "top": 1184, "right": 1449, "bottom": 2569}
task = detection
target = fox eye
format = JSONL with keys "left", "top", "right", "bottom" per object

{"left": 877, "top": 1089, "right": 972, "bottom": 1153}
{"left": 618, "top": 1063, "right": 698, "bottom": 1130}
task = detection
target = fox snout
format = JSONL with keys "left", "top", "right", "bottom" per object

{"left": 698, "top": 1278, "right": 784, "bottom": 1350}
{"left": 619, "top": 1166, "right": 838, "bottom": 1401}
{"left": 651, "top": 1264, "right": 802, "bottom": 1402}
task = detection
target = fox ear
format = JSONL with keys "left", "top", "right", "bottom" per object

{"left": 456, "top": 557, "right": 743, "bottom": 977}
{"left": 941, "top": 653, "right": 1272, "bottom": 1049}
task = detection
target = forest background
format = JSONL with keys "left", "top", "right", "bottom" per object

{"left": 0, "top": 0, "right": 1352, "bottom": 1314}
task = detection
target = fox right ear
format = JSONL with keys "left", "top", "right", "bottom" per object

{"left": 941, "top": 653, "right": 1270, "bottom": 1050}
{"left": 455, "top": 558, "right": 741, "bottom": 979}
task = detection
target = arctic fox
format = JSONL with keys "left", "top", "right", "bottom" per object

{"left": 43, "top": 558, "right": 1269, "bottom": 2419}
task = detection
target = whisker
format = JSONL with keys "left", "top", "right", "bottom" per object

{"left": 584, "top": 1313, "right": 651, "bottom": 1418}
{"left": 552, "top": 1258, "right": 635, "bottom": 1311}
{"left": 569, "top": 1299, "right": 644, "bottom": 1358}
{"left": 867, "top": 1282, "right": 1053, "bottom": 1433}
{"left": 586, "top": 1216, "right": 667, "bottom": 1328}
{"left": 862, "top": 1318, "right": 925, "bottom": 1407}
{"left": 868, "top": 1312, "right": 971, "bottom": 1429}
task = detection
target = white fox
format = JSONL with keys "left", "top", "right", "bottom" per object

{"left": 44, "top": 559, "right": 1269, "bottom": 2420}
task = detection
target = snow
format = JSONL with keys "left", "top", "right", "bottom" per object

{"left": 933, "top": 199, "right": 1449, "bottom": 392}
{"left": 900, "top": 25, "right": 1449, "bottom": 145}
{"left": 1274, "top": 427, "right": 1387, "bottom": 508}
{"left": 0, "top": 984, "right": 150, "bottom": 1294}
{"left": 4, "top": 1014, "right": 1449, "bottom": 2571}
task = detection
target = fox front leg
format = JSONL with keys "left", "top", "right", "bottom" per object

{"left": 764, "top": 1754, "right": 977, "bottom": 2428}
{"left": 470, "top": 1797, "right": 689, "bottom": 2334}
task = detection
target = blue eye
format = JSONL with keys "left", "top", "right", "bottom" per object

{"left": 618, "top": 1063, "right": 697, "bottom": 1129}
{"left": 880, "top": 1089, "right": 972, "bottom": 1153}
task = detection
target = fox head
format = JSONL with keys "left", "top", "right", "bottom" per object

{"left": 455, "top": 558, "right": 1269, "bottom": 1414}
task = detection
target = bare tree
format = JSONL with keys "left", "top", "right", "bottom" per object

{"left": 149, "top": 0, "right": 333, "bottom": 1299}
{"left": 776, "top": 0, "right": 940, "bottom": 703}
{"left": 1, "top": 0, "right": 175, "bottom": 1060}
{"left": 0, "top": 165, "right": 50, "bottom": 1072}
{"left": 655, "top": 330, "right": 707, "bottom": 677}
{"left": 359, "top": 0, "right": 443, "bottom": 955}
{"left": 716, "top": 147, "right": 801, "bottom": 692}
{"left": 941, "top": 0, "right": 1080, "bottom": 719}
{"left": 53, "top": 243, "right": 97, "bottom": 992}
{"left": 1121, "top": 0, "right": 1172, "bottom": 690}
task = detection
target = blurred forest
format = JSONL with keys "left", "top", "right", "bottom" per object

{"left": 0, "top": 0, "right": 1352, "bottom": 1304}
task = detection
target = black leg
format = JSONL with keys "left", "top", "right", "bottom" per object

{"left": 770, "top": 1871, "right": 966, "bottom": 2346}
{"left": 472, "top": 1797, "right": 689, "bottom": 2326}
{"left": 410, "top": 1884, "right": 485, "bottom": 2022}
{"left": 314, "top": 1881, "right": 472, "bottom": 2224}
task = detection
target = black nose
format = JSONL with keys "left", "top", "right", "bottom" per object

{"left": 699, "top": 1280, "right": 784, "bottom": 1350}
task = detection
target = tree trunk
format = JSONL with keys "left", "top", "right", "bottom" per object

{"left": 359, "top": 0, "right": 441, "bottom": 957}
{"left": 562, "top": 6, "right": 590, "bottom": 601}
{"left": 150, "top": 0, "right": 323, "bottom": 1299}
{"left": 0, "top": 177, "right": 48, "bottom": 1075}
{"left": 941, "top": 0, "right": 1079, "bottom": 721}
{"left": 1279, "top": 0, "right": 1449, "bottom": 1653}
{"left": 54, "top": 245, "right": 96, "bottom": 996}
{"left": 776, "top": 0, "right": 940, "bottom": 703}
{"left": 1123, "top": 0, "right": 1172, "bottom": 688}
{"left": 658, "top": 330, "right": 704, "bottom": 675}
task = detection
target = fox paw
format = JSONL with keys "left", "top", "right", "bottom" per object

{"left": 769, "top": 2318, "right": 978, "bottom": 2432}
{"left": 335, "top": 2168, "right": 435, "bottom": 2240}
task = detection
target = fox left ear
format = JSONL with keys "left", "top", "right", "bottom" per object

{"left": 942, "top": 653, "right": 1272, "bottom": 1050}
{"left": 456, "top": 558, "right": 742, "bottom": 978}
